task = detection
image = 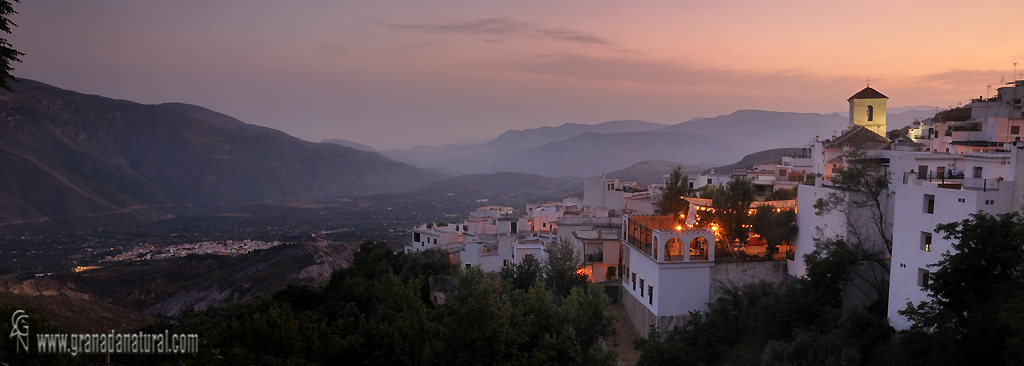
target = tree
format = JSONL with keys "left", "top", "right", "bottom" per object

{"left": 811, "top": 150, "right": 892, "bottom": 311}
{"left": 750, "top": 204, "right": 797, "bottom": 256}
{"left": 710, "top": 177, "right": 755, "bottom": 244}
{"left": 765, "top": 187, "right": 797, "bottom": 201}
{"left": 544, "top": 238, "right": 589, "bottom": 298}
{"left": 500, "top": 255, "right": 543, "bottom": 291}
{"left": 0, "top": 0, "right": 22, "bottom": 92}
{"left": 896, "top": 212, "right": 1024, "bottom": 365}
{"left": 814, "top": 149, "right": 892, "bottom": 255}
{"left": 657, "top": 166, "right": 694, "bottom": 216}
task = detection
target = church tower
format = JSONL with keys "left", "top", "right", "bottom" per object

{"left": 848, "top": 86, "right": 888, "bottom": 137}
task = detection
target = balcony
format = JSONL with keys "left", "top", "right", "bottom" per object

{"left": 585, "top": 252, "right": 604, "bottom": 263}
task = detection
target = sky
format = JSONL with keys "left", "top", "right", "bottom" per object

{"left": 7, "top": 0, "right": 1024, "bottom": 150}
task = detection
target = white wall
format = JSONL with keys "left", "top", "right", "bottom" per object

{"left": 887, "top": 179, "right": 1014, "bottom": 329}
{"left": 789, "top": 184, "right": 846, "bottom": 278}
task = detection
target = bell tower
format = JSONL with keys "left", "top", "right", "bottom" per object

{"left": 848, "top": 86, "right": 888, "bottom": 136}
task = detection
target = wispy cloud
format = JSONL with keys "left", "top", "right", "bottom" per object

{"left": 505, "top": 54, "right": 844, "bottom": 89}
{"left": 382, "top": 18, "right": 612, "bottom": 47}
{"left": 915, "top": 69, "right": 1007, "bottom": 88}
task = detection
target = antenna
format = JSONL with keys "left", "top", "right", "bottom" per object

{"left": 988, "top": 85, "right": 992, "bottom": 99}
{"left": 866, "top": 77, "right": 871, "bottom": 88}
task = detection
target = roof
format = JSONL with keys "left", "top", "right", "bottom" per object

{"left": 824, "top": 126, "right": 891, "bottom": 149}
{"left": 848, "top": 87, "right": 888, "bottom": 101}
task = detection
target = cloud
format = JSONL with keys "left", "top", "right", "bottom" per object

{"left": 383, "top": 18, "right": 612, "bottom": 47}
{"left": 505, "top": 54, "right": 843, "bottom": 90}
{"left": 915, "top": 69, "right": 1005, "bottom": 88}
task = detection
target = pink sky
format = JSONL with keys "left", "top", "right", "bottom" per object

{"left": 8, "top": 0, "right": 1024, "bottom": 149}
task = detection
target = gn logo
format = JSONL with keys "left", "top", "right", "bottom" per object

{"left": 9, "top": 310, "right": 29, "bottom": 354}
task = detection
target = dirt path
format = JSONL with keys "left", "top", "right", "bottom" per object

{"left": 607, "top": 302, "right": 644, "bottom": 366}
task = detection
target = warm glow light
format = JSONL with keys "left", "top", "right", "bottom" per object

{"left": 676, "top": 225, "right": 683, "bottom": 231}
{"left": 711, "top": 225, "right": 718, "bottom": 231}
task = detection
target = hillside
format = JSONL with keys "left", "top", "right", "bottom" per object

{"left": 705, "top": 147, "right": 806, "bottom": 174}
{"left": 0, "top": 80, "right": 446, "bottom": 231}
{"left": 45, "top": 241, "right": 357, "bottom": 318}
{"left": 654, "top": 110, "right": 848, "bottom": 152}
{"left": 321, "top": 138, "right": 377, "bottom": 152}
{"left": 606, "top": 160, "right": 703, "bottom": 186}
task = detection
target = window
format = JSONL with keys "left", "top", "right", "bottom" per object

{"left": 923, "top": 194, "right": 935, "bottom": 214}
{"left": 510, "top": 222, "right": 518, "bottom": 234}
{"left": 920, "top": 232, "right": 932, "bottom": 252}
{"left": 918, "top": 269, "right": 931, "bottom": 287}
{"left": 433, "top": 238, "right": 437, "bottom": 244}
{"left": 707, "top": 179, "right": 712, "bottom": 184}
{"left": 957, "top": 198, "right": 966, "bottom": 203}
{"left": 640, "top": 278, "right": 645, "bottom": 297}
{"left": 414, "top": 233, "right": 421, "bottom": 242}
{"left": 973, "top": 167, "right": 983, "bottom": 178}
{"left": 1012, "top": 126, "right": 1021, "bottom": 134}
{"left": 917, "top": 165, "right": 928, "bottom": 179}
{"left": 648, "top": 285, "right": 654, "bottom": 305}
{"left": 867, "top": 105, "right": 874, "bottom": 121}
{"left": 503, "top": 259, "right": 509, "bottom": 266}
{"left": 688, "top": 182, "right": 694, "bottom": 189}
{"left": 632, "top": 272, "right": 636, "bottom": 291}
{"left": 466, "top": 264, "right": 472, "bottom": 269}
{"left": 524, "top": 253, "right": 535, "bottom": 261}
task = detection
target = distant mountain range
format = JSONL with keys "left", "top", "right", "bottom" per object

{"left": 0, "top": 79, "right": 445, "bottom": 231}
{"left": 374, "top": 108, "right": 937, "bottom": 177}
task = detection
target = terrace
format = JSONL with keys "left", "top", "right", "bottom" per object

{"left": 623, "top": 215, "right": 714, "bottom": 263}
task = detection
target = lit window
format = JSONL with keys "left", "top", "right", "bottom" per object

{"left": 920, "top": 232, "right": 932, "bottom": 252}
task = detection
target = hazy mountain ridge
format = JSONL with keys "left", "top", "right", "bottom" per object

{"left": 0, "top": 79, "right": 446, "bottom": 230}
{"left": 378, "top": 109, "right": 927, "bottom": 178}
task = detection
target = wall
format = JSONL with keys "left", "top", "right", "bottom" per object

{"left": 887, "top": 178, "right": 1014, "bottom": 329}
{"left": 709, "top": 261, "right": 787, "bottom": 302}
{"left": 790, "top": 184, "right": 846, "bottom": 278}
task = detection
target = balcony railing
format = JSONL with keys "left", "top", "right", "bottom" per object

{"left": 585, "top": 252, "right": 604, "bottom": 263}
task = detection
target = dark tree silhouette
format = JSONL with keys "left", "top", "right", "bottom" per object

{"left": 0, "top": 0, "right": 22, "bottom": 92}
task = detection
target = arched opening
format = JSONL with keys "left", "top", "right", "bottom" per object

{"left": 690, "top": 237, "right": 709, "bottom": 260}
{"left": 652, "top": 237, "right": 659, "bottom": 260}
{"left": 867, "top": 105, "right": 874, "bottom": 121}
{"left": 664, "top": 238, "right": 681, "bottom": 261}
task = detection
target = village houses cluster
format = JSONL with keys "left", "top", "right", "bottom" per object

{"left": 406, "top": 81, "right": 1024, "bottom": 335}
{"left": 101, "top": 239, "right": 283, "bottom": 262}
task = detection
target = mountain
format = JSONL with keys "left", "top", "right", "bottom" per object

{"left": 606, "top": 160, "right": 703, "bottom": 186}
{"left": 321, "top": 138, "right": 377, "bottom": 152}
{"left": 705, "top": 147, "right": 806, "bottom": 174}
{"left": 654, "top": 110, "right": 848, "bottom": 153}
{"left": 381, "top": 120, "right": 667, "bottom": 173}
{"left": 0, "top": 79, "right": 445, "bottom": 230}
{"left": 381, "top": 111, "right": 854, "bottom": 177}
{"left": 484, "top": 120, "right": 667, "bottom": 149}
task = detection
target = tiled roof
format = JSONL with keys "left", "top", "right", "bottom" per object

{"left": 848, "top": 87, "right": 888, "bottom": 101}
{"left": 824, "top": 126, "right": 890, "bottom": 149}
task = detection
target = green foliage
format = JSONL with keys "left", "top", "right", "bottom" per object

{"left": 750, "top": 204, "right": 797, "bottom": 254}
{"left": 656, "top": 166, "right": 694, "bottom": 216}
{"left": 814, "top": 149, "right": 892, "bottom": 254}
{"left": 544, "top": 238, "right": 590, "bottom": 298}
{"left": 765, "top": 187, "right": 797, "bottom": 201}
{"left": 0, "top": 0, "right": 22, "bottom": 92}
{"left": 708, "top": 177, "right": 755, "bottom": 244}
{"left": 138, "top": 238, "right": 614, "bottom": 366}
{"left": 500, "top": 255, "right": 543, "bottom": 291}
{"left": 895, "top": 212, "right": 1024, "bottom": 366}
